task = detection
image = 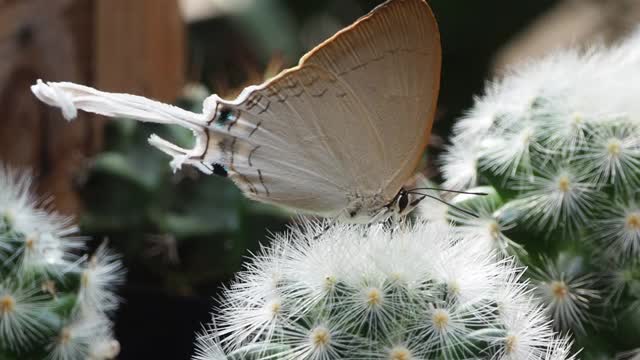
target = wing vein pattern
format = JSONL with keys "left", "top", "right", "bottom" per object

{"left": 192, "top": 0, "right": 440, "bottom": 218}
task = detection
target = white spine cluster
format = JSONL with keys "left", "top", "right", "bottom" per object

{"left": 0, "top": 165, "right": 124, "bottom": 359}
{"left": 194, "top": 219, "right": 571, "bottom": 360}
{"left": 439, "top": 28, "right": 640, "bottom": 354}
{"left": 441, "top": 31, "right": 640, "bottom": 242}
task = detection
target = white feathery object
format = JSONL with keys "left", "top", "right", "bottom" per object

{"left": 193, "top": 219, "right": 573, "bottom": 359}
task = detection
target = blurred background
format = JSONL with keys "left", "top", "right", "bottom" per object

{"left": 1, "top": 0, "right": 640, "bottom": 358}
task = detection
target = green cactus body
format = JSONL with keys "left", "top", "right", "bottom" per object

{"left": 0, "top": 166, "right": 124, "bottom": 359}
{"left": 439, "top": 33, "right": 640, "bottom": 359}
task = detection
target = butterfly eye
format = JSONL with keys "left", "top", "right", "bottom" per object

{"left": 398, "top": 191, "right": 409, "bottom": 212}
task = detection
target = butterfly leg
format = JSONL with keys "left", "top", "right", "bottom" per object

{"left": 369, "top": 207, "right": 392, "bottom": 224}
{"left": 313, "top": 216, "right": 339, "bottom": 240}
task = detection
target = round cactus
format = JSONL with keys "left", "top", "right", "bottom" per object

{"left": 193, "top": 219, "right": 572, "bottom": 360}
{"left": 438, "top": 30, "right": 640, "bottom": 358}
{"left": 0, "top": 165, "right": 124, "bottom": 360}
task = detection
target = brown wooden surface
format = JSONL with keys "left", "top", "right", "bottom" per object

{"left": 0, "top": 0, "right": 95, "bottom": 215}
{"left": 95, "top": 0, "right": 185, "bottom": 102}
{"left": 0, "top": 0, "right": 185, "bottom": 215}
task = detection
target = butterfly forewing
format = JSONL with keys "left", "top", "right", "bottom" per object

{"left": 199, "top": 0, "right": 440, "bottom": 218}
{"left": 299, "top": 0, "right": 441, "bottom": 198}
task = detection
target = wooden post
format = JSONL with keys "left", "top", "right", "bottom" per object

{"left": 0, "top": 0, "right": 185, "bottom": 215}
{"left": 95, "top": 0, "right": 185, "bottom": 101}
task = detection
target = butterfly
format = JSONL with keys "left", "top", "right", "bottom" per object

{"left": 32, "top": 0, "right": 443, "bottom": 224}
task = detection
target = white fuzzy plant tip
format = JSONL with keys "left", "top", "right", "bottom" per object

{"left": 437, "top": 30, "right": 640, "bottom": 357}
{"left": 194, "top": 219, "right": 573, "bottom": 360}
{"left": 530, "top": 256, "right": 600, "bottom": 336}
{"left": 439, "top": 30, "right": 640, "bottom": 247}
{"left": 0, "top": 164, "right": 81, "bottom": 275}
{"left": 0, "top": 164, "right": 123, "bottom": 359}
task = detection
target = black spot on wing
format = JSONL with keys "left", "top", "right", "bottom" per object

{"left": 213, "top": 105, "right": 240, "bottom": 130}
{"left": 212, "top": 164, "right": 228, "bottom": 177}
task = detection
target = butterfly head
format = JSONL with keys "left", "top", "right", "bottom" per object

{"left": 389, "top": 188, "right": 426, "bottom": 220}
{"left": 343, "top": 188, "right": 426, "bottom": 224}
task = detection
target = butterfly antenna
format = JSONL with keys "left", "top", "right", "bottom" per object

{"left": 407, "top": 191, "right": 479, "bottom": 218}
{"left": 409, "top": 187, "right": 489, "bottom": 196}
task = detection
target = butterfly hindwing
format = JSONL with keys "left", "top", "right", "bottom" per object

{"left": 199, "top": 66, "right": 369, "bottom": 216}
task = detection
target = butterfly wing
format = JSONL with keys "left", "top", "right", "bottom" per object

{"left": 181, "top": 0, "right": 441, "bottom": 217}
{"left": 198, "top": 65, "right": 367, "bottom": 216}
{"left": 299, "top": 0, "right": 441, "bottom": 199}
